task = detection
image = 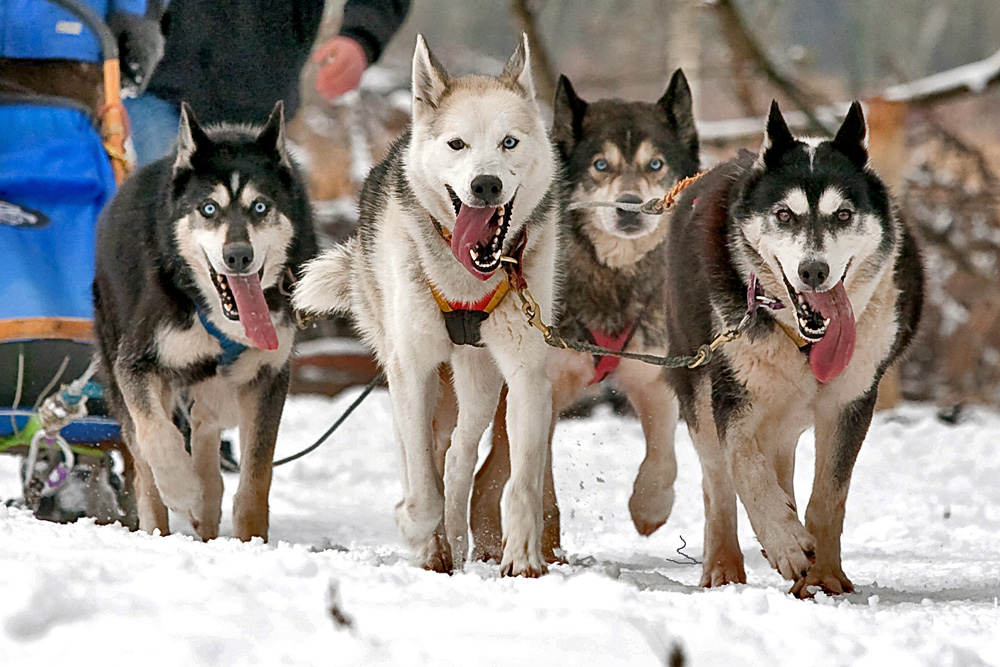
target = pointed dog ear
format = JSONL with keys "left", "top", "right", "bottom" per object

{"left": 500, "top": 32, "right": 535, "bottom": 100}
{"left": 659, "top": 69, "right": 699, "bottom": 162}
{"left": 756, "top": 100, "right": 796, "bottom": 170}
{"left": 831, "top": 101, "right": 869, "bottom": 168}
{"left": 257, "top": 100, "right": 292, "bottom": 168}
{"left": 411, "top": 34, "right": 450, "bottom": 117}
{"left": 174, "top": 102, "right": 210, "bottom": 173}
{"left": 551, "top": 74, "right": 586, "bottom": 156}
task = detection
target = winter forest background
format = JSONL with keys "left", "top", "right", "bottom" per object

{"left": 292, "top": 0, "right": 1000, "bottom": 409}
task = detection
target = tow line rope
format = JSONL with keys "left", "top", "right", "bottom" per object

{"left": 271, "top": 371, "right": 384, "bottom": 467}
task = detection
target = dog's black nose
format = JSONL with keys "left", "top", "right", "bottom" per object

{"left": 223, "top": 242, "right": 254, "bottom": 273}
{"left": 615, "top": 194, "right": 644, "bottom": 232}
{"left": 798, "top": 259, "right": 829, "bottom": 289}
{"left": 470, "top": 175, "right": 502, "bottom": 205}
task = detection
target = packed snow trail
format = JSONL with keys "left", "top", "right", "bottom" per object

{"left": 1, "top": 391, "right": 998, "bottom": 665}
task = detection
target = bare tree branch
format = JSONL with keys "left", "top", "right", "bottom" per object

{"left": 711, "top": 0, "right": 834, "bottom": 135}
{"left": 511, "top": 0, "right": 557, "bottom": 105}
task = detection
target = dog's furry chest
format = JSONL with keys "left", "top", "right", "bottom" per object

{"left": 154, "top": 316, "right": 294, "bottom": 386}
{"left": 724, "top": 266, "right": 903, "bottom": 412}
{"left": 559, "top": 233, "right": 667, "bottom": 343}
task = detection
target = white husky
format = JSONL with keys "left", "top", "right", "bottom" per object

{"left": 294, "top": 34, "right": 561, "bottom": 576}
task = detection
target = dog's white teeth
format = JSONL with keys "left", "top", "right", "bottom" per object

{"left": 823, "top": 317, "right": 831, "bottom": 328}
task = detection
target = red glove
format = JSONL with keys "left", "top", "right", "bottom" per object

{"left": 313, "top": 36, "right": 368, "bottom": 101}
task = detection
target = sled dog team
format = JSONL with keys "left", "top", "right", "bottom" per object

{"left": 93, "top": 34, "right": 923, "bottom": 597}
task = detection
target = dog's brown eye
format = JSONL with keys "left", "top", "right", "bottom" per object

{"left": 776, "top": 209, "right": 793, "bottom": 223}
{"left": 447, "top": 139, "right": 465, "bottom": 151}
{"left": 199, "top": 200, "right": 218, "bottom": 218}
{"left": 837, "top": 209, "right": 853, "bottom": 222}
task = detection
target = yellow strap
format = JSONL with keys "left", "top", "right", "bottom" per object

{"left": 428, "top": 277, "right": 510, "bottom": 315}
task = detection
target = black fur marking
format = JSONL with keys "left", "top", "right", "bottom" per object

{"left": 833, "top": 388, "right": 878, "bottom": 487}
{"left": 710, "top": 361, "right": 749, "bottom": 440}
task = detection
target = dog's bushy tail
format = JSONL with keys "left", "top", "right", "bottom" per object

{"left": 292, "top": 238, "right": 357, "bottom": 317}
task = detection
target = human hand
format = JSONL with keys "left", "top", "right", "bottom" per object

{"left": 313, "top": 36, "right": 368, "bottom": 101}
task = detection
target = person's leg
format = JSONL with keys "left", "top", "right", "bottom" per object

{"left": 123, "top": 94, "right": 180, "bottom": 167}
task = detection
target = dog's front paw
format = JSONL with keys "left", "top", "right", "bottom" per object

{"left": 153, "top": 464, "right": 206, "bottom": 531}
{"left": 413, "top": 531, "right": 453, "bottom": 574}
{"left": 628, "top": 467, "right": 675, "bottom": 536}
{"left": 499, "top": 537, "right": 547, "bottom": 578}
{"left": 699, "top": 548, "right": 746, "bottom": 587}
{"left": 395, "top": 497, "right": 444, "bottom": 547}
{"left": 759, "top": 519, "right": 817, "bottom": 582}
{"left": 788, "top": 562, "right": 854, "bottom": 599}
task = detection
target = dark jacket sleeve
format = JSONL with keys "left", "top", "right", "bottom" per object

{"left": 338, "top": 0, "right": 411, "bottom": 65}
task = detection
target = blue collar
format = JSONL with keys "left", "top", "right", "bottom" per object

{"left": 196, "top": 306, "right": 247, "bottom": 367}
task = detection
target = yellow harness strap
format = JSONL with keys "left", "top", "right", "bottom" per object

{"left": 428, "top": 277, "right": 510, "bottom": 314}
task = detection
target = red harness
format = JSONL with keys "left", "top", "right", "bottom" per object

{"left": 588, "top": 323, "right": 636, "bottom": 385}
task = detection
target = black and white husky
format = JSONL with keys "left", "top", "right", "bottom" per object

{"left": 93, "top": 102, "right": 316, "bottom": 542}
{"left": 664, "top": 101, "right": 923, "bottom": 596}
{"left": 294, "top": 35, "right": 561, "bottom": 576}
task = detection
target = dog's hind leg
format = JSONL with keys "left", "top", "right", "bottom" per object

{"left": 130, "top": 449, "right": 170, "bottom": 534}
{"left": 493, "top": 347, "right": 552, "bottom": 577}
{"left": 115, "top": 366, "right": 203, "bottom": 535}
{"left": 469, "top": 388, "right": 509, "bottom": 563}
{"left": 387, "top": 353, "right": 453, "bottom": 573}
{"left": 618, "top": 360, "right": 679, "bottom": 537}
{"left": 232, "top": 366, "right": 289, "bottom": 542}
{"left": 431, "top": 365, "right": 458, "bottom": 478}
{"left": 444, "top": 347, "right": 503, "bottom": 568}
{"left": 793, "top": 387, "right": 878, "bottom": 598}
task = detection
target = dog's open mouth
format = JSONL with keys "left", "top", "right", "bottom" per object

{"left": 781, "top": 268, "right": 856, "bottom": 384}
{"left": 446, "top": 186, "right": 513, "bottom": 280}
{"left": 209, "top": 264, "right": 279, "bottom": 351}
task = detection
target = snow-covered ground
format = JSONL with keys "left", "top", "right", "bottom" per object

{"left": 1, "top": 391, "right": 998, "bottom": 666}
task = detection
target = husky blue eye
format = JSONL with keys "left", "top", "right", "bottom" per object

{"left": 199, "top": 201, "right": 218, "bottom": 217}
{"left": 594, "top": 158, "right": 609, "bottom": 172}
{"left": 502, "top": 136, "right": 519, "bottom": 150}
{"left": 252, "top": 200, "right": 269, "bottom": 215}
{"left": 447, "top": 139, "right": 465, "bottom": 151}
{"left": 648, "top": 158, "right": 664, "bottom": 171}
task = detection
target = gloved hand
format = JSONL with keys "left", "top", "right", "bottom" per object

{"left": 313, "top": 36, "right": 368, "bottom": 101}
{"left": 109, "top": 13, "right": 164, "bottom": 95}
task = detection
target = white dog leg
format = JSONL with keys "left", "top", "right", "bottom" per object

{"left": 444, "top": 347, "right": 504, "bottom": 568}
{"left": 387, "top": 356, "right": 452, "bottom": 572}
{"left": 493, "top": 349, "right": 551, "bottom": 577}
{"left": 115, "top": 366, "right": 205, "bottom": 534}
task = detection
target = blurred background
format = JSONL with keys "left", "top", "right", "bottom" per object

{"left": 289, "top": 0, "right": 1000, "bottom": 411}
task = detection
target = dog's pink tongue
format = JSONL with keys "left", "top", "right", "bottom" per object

{"left": 227, "top": 273, "right": 279, "bottom": 350}
{"left": 451, "top": 204, "right": 497, "bottom": 280}
{"left": 801, "top": 281, "right": 855, "bottom": 383}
